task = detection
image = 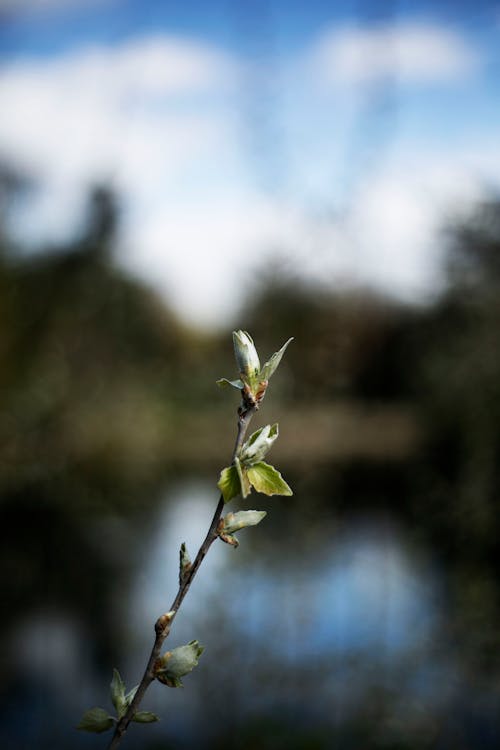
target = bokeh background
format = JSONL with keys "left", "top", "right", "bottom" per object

{"left": 1, "top": 1, "right": 500, "bottom": 748}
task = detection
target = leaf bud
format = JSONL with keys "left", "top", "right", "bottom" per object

{"left": 233, "top": 330, "right": 260, "bottom": 384}
{"left": 155, "top": 610, "right": 176, "bottom": 636}
{"left": 179, "top": 542, "right": 192, "bottom": 585}
{"left": 155, "top": 640, "right": 205, "bottom": 688}
{"left": 222, "top": 510, "right": 267, "bottom": 534}
{"left": 240, "top": 424, "right": 279, "bottom": 466}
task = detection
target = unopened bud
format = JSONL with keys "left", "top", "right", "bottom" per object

{"left": 233, "top": 330, "right": 260, "bottom": 384}
{"left": 155, "top": 610, "right": 176, "bottom": 635}
{"left": 179, "top": 543, "right": 192, "bottom": 585}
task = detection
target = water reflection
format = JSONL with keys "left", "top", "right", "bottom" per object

{"left": 0, "top": 478, "right": 480, "bottom": 750}
{"left": 133, "top": 481, "right": 440, "bottom": 647}
{"left": 119, "top": 480, "right": 442, "bottom": 746}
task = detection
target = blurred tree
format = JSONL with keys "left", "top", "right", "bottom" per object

{"left": 238, "top": 273, "right": 420, "bottom": 403}
{"left": 416, "top": 199, "right": 500, "bottom": 681}
{"left": 0, "top": 183, "right": 191, "bottom": 506}
{"left": 0, "top": 180, "right": 196, "bottom": 673}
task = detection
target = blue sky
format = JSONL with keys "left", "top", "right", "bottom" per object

{"left": 0, "top": 0, "right": 499, "bottom": 327}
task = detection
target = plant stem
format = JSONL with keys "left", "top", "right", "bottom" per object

{"left": 107, "top": 405, "right": 257, "bottom": 749}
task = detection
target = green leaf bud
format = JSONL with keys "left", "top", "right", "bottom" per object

{"left": 77, "top": 707, "right": 115, "bottom": 733}
{"left": 222, "top": 510, "right": 267, "bottom": 534}
{"left": 179, "top": 542, "right": 192, "bottom": 585}
{"left": 110, "top": 668, "right": 126, "bottom": 719}
{"left": 240, "top": 423, "right": 279, "bottom": 466}
{"left": 133, "top": 711, "right": 160, "bottom": 723}
{"left": 155, "top": 640, "right": 205, "bottom": 688}
{"left": 233, "top": 330, "right": 260, "bottom": 385}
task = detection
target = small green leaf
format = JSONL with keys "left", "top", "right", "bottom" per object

{"left": 77, "top": 707, "right": 115, "bottom": 733}
{"left": 133, "top": 711, "right": 160, "bottom": 723}
{"left": 240, "top": 423, "right": 279, "bottom": 466}
{"left": 222, "top": 510, "right": 267, "bottom": 534}
{"left": 218, "top": 465, "right": 241, "bottom": 503}
{"left": 110, "top": 668, "right": 126, "bottom": 718}
{"left": 164, "top": 640, "right": 205, "bottom": 676}
{"left": 247, "top": 461, "right": 293, "bottom": 497}
{"left": 216, "top": 377, "right": 244, "bottom": 389}
{"left": 155, "top": 640, "right": 205, "bottom": 688}
{"left": 125, "top": 684, "right": 139, "bottom": 707}
{"left": 260, "top": 338, "right": 293, "bottom": 381}
{"left": 235, "top": 457, "right": 252, "bottom": 498}
{"left": 246, "top": 426, "right": 264, "bottom": 447}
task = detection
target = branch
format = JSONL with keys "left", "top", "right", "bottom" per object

{"left": 107, "top": 404, "right": 257, "bottom": 749}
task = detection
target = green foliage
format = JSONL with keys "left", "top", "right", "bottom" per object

{"left": 216, "top": 377, "right": 244, "bottom": 389}
{"left": 218, "top": 331, "right": 293, "bottom": 406}
{"left": 218, "top": 457, "right": 292, "bottom": 501}
{"left": 246, "top": 462, "right": 293, "bottom": 497}
{"left": 132, "top": 711, "right": 159, "bottom": 723}
{"left": 234, "top": 456, "right": 252, "bottom": 499}
{"left": 77, "top": 707, "right": 115, "bottom": 734}
{"left": 155, "top": 640, "right": 205, "bottom": 688}
{"left": 218, "top": 510, "right": 267, "bottom": 547}
{"left": 110, "top": 668, "right": 127, "bottom": 719}
{"left": 218, "top": 419, "right": 292, "bottom": 502}
{"left": 218, "top": 464, "right": 241, "bottom": 503}
{"left": 240, "top": 424, "right": 280, "bottom": 466}
{"left": 222, "top": 510, "right": 267, "bottom": 534}
{"left": 260, "top": 338, "right": 294, "bottom": 381}
{"left": 78, "top": 668, "right": 157, "bottom": 734}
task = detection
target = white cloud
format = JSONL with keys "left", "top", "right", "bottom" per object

{"left": 120, "top": 195, "right": 318, "bottom": 329}
{"left": 0, "top": 29, "right": 497, "bottom": 328}
{"left": 0, "top": 34, "right": 235, "bottom": 183}
{"left": 119, "top": 151, "right": 493, "bottom": 329}
{"left": 312, "top": 22, "right": 479, "bottom": 86}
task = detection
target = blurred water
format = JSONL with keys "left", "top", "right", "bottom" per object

{"left": 0, "top": 479, "right": 446, "bottom": 749}
{"left": 118, "top": 480, "right": 442, "bottom": 745}
{"left": 132, "top": 481, "right": 439, "bottom": 657}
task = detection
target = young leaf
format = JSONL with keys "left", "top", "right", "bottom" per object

{"left": 247, "top": 461, "right": 293, "bottom": 496}
{"left": 133, "top": 711, "right": 160, "bottom": 723}
{"left": 77, "top": 707, "right": 115, "bottom": 733}
{"left": 216, "top": 378, "right": 244, "bottom": 390}
{"left": 217, "top": 465, "right": 241, "bottom": 503}
{"left": 260, "top": 338, "right": 293, "bottom": 381}
{"left": 235, "top": 456, "right": 252, "bottom": 498}
{"left": 155, "top": 640, "right": 205, "bottom": 688}
{"left": 240, "top": 423, "right": 279, "bottom": 465}
{"left": 245, "top": 426, "right": 264, "bottom": 447}
{"left": 222, "top": 510, "right": 267, "bottom": 534}
{"left": 125, "top": 684, "right": 139, "bottom": 708}
{"left": 110, "top": 668, "right": 126, "bottom": 718}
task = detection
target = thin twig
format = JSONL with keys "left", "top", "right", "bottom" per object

{"left": 107, "top": 405, "right": 257, "bottom": 749}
